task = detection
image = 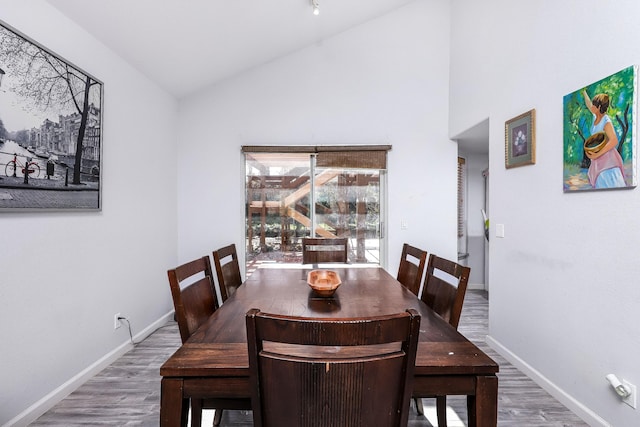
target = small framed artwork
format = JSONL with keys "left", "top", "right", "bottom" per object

{"left": 562, "top": 65, "right": 637, "bottom": 192}
{"left": 505, "top": 109, "right": 536, "bottom": 169}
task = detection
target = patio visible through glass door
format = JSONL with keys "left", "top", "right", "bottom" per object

{"left": 245, "top": 151, "right": 384, "bottom": 275}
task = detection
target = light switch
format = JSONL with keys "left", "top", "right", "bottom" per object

{"left": 496, "top": 224, "right": 505, "bottom": 238}
{"left": 400, "top": 220, "right": 408, "bottom": 230}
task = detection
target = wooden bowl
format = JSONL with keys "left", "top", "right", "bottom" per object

{"left": 307, "top": 270, "right": 341, "bottom": 297}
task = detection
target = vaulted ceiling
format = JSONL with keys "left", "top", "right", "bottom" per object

{"left": 46, "top": 0, "right": 489, "bottom": 154}
{"left": 47, "top": 0, "right": 417, "bottom": 99}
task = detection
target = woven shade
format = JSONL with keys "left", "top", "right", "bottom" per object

{"left": 242, "top": 145, "right": 390, "bottom": 170}
{"left": 316, "top": 150, "right": 387, "bottom": 170}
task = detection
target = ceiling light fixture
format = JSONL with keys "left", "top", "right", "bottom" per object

{"left": 312, "top": 0, "right": 319, "bottom": 16}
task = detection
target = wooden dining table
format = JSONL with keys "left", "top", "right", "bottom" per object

{"left": 160, "top": 265, "right": 499, "bottom": 426}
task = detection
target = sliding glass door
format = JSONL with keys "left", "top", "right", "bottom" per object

{"left": 244, "top": 149, "right": 386, "bottom": 274}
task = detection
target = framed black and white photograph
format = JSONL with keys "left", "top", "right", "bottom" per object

{"left": 0, "top": 20, "right": 102, "bottom": 210}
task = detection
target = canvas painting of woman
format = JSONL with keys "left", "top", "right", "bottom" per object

{"left": 563, "top": 66, "right": 637, "bottom": 192}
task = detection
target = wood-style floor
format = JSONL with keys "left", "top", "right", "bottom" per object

{"left": 31, "top": 290, "right": 588, "bottom": 426}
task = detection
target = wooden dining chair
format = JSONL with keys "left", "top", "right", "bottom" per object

{"left": 167, "top": 256, "right": 219, "bottom": 343}
{"left": 415, "top": 253, "right": 471, "bottom": 427}
{"left": 167, "top": 255, "right": 249, "bottom": 427}
{"left": 301, "top": 237, "right": 348, "bottom": 264}
{"left": 212, "top": 243, "right": 242, "bottom": 303}
{"left": 396, "top": 243, "right": 428, "bottom": 297}
{"left": 246, "top": 308, "right": 421, "bottom": 427}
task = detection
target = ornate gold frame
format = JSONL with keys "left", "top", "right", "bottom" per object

{"left": 505, "top": 109, "right": 536, "bottom": 168}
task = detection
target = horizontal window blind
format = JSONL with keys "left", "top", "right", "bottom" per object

{"left": 457, "top": 157, "right": 466, "bottom": 238}
{"left": 242, "top": 145, "right": 391, "bottom": 170}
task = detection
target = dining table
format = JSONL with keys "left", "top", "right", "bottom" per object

{"left": 160, "top": 265, "right": 499, "bottom": 426}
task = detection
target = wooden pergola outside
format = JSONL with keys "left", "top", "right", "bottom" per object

{"left": 246, "top": 170, "right": 379, "bottom": 264}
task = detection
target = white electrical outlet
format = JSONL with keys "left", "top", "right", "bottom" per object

{"left": 114, "top": 313, "right": 122, "bottom": 330}
{"left": 623, "top": 379, "right": 636, "bottom": 409}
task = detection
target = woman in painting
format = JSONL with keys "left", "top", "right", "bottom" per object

{"left": 582, "top": 89, "right": 626, "bottom": 188}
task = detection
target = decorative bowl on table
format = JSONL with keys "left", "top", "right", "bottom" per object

{"left": 307, "top": 270, "right": 341, "bottom": 297}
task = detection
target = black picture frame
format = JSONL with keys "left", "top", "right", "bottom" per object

{"left": 0, "top": 19, "right": 103, "bottom": 211}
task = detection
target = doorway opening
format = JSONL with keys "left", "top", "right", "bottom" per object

{"left": 454, "top": 119, "right": 489, "bottom": 292}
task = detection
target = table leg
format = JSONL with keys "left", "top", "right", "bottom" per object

{"left": 467, "top": 375, "right": 498, "bottom": 427}
{"left": 161, "top": 378, "right": 189, "bottom": 427}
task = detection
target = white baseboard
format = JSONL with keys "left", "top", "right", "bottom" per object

{"left": 3, "top": 310, "right": 174, "bottom": 427}
{"left": 468, "top": 282, "right": 485, "bottom": 290}
{"left": 132, "top": 310, "right": 174, "bottom": 343}
{"left": 486, "top": 335, "right": 611, "bottom": 427}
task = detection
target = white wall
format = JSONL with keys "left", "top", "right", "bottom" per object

{"left": 0, "top": 2, "right": 178, "bottom": 425}
{"left": 177, "top": 0, "right": 456, "bottom": 273}
{"left": 451, "top": 0, "right": 640, "bottom": 425}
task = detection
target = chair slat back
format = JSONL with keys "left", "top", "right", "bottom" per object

{"left": 246, "top": 309, "right": 421, "bottom": 427}
{"left": 421, "top": 254, "right": 470, "bottom": 328}
{"left": 396, "top": 243, "right": 427, "bottom": 297}
{"left": 213, "top": 243, "right": 243, "bottom": 302}
{"left": 167, "top": 256, "right": 218, "bottom": 343}
{"left": 302, "top": 237, "right": 348, "bottom": 264}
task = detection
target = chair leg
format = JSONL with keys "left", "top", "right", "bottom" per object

{"left": 213, "top": 409, "right": 223, "bottom": 427}
{"left": 414, "top": 397, "right": 424, "bottom": 415}
{"left": 436, "top": 395, "right": 447, "bottom": 427}
{"left": 190, "top": 399, "right": 203, "bottom": 427}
